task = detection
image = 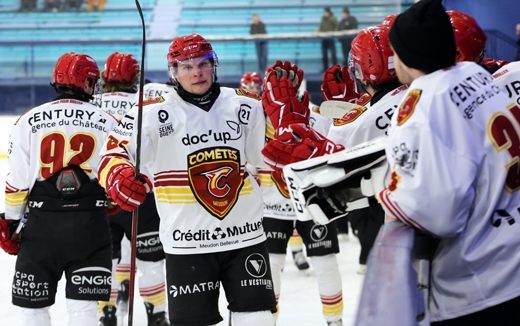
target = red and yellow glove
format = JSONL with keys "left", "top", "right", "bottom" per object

{"left": 262, "top": 123, "right": 345, "bottom": 172}
{"left": 105, "top": 164, "right": 152, "bottom": 212}
{"left": 321, "top": 65, "right": 359, "bottom": 103}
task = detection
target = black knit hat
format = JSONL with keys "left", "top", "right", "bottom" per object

{"left": 389, "top": 0, "right": 456, "bottom": 73}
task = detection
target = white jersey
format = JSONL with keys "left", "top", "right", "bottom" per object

{"left": 492, "top": 60, "right": 520, "bottom": 106}
{"left": 95, "top": 91, "right": 139, "bottom": 121}
{"left": 378, "top": 62, "right": 520, "bottom": 321}
{"left": 143, "top": 82, "right": 176, "bottom": 99}
{"left": 326, "top": 85, "right": 408, "bottom": 148}
{"left": 5, "top": 98, "right": 119, "bottom": 220}
{"left": 98, "top": 87, "right": 267, "bottom": 255}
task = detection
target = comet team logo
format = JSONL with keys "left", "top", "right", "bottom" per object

{"left": 397, "top": 89, "right": 421, "bottom": 126}
{"left": 333, "top": 106, "right": 367, "bottom": 126}
{"left": 188, "top": 146, "right": 244, "bottom": 219}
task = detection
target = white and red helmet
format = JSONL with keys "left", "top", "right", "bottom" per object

{"left": 103, "top": 52, "right": 140, "bottom": 83}
{"left": 167, "top": 33, "right": 219, "bottom": 84}
{"left": 240, "top": 72, "right": 263, "bottom": 95}
{"left": 52, "top": 52, "right": 100, "bottom": 91}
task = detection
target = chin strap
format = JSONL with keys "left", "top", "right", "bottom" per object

{"left": 176, "top": 82, "right": 221, "bottom": 111}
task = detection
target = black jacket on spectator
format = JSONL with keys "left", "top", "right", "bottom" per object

{"left": 251, "top": 22, "right": 267, "bottom": 35}
{"left": 338, "top": 16, "right": 358, "bottom": 31}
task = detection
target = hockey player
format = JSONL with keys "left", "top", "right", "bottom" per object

{"left": 326, "top": 26, "right": 407, "bottom": 274}
{"left": 240, "top": 70, "right": 312, "bottom": 272}
{"left": 240, "top": 71, "right": 263, "bottom": 95}
{"left": 379, "top": 0, "right": 520, "bottom": 323}
{"left": 242, "top": 70, "right": 312, "bottom": 270}
{"left": 97, "top": 33, "right": 277, "bottom": 326}
{"left": 0, "top": 52, "right": 118, "bottom": 326}
{"left": 447, "top": 9, "right": 510, "bottom": 75}
{"left": 243, "top": 66, "right": 344, "bottom": 325}
{"left": 263, "top": 26, "right": 408, "bottom": 274}
{"left": 96, "top": 52, "right": 168, "bottom": 326}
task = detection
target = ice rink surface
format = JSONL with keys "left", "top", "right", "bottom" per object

{"left": 0, "top": 115, "right": 364, "bottom": 326}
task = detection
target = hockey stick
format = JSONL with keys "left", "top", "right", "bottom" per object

{"left": 128, "top": 0, "right": 146, "bottom": 325}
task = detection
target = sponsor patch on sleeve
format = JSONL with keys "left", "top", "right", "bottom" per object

{"left": 397, "top": 89, "right": 421, "bottom": 126}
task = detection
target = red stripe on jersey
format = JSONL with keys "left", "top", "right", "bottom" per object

{"left": 5, "top": 181, "right": 27, "bottom": 193}
{"left": 154, "top": 173, "right": 187, "bottom": 180}
{"left": 379, "top": 189, "right": 426, "bottom": 231}
{"left": 154, "top": 170, "right": 187, "bottom": 178}
{"left": 154, "top": 179, "right": 189, "bottom": 187}
{"left": 99, "top": 153, "right": 131, "bottom": 173}
{"left": 154, "top": 171, "right": 188, "bottom": 187}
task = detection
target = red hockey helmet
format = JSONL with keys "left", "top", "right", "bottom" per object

{"left": 240, "top": 72, "right": 263, "bottom": 94}
{"left": 381, "top": 14, "right": 398, "bottom": 28}
{"left": 52, "top": 52, "right": 100, "bottom": 90}
{"left": 167, "top": 33, "right": 218, "bottom": 81}
{"left": 349, "top": 25, "right": 395, "bottom": 86}
{"left": 447, "top": 10, "right": 487, "bottom": 63}
{"left": 103, "top": 52, "right": 140, "bottom": 83}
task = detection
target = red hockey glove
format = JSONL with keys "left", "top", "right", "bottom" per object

{"left": 105, "top": 164, "right": 152, "bottom": 212}
{"left": 0, "top": 213, "right": 21, "bottom": 256}
{"left": 264, "top": 60, "right": 304, "bottom": 92}
{"left": 321, "top": 65, "right": 359, "bottom": 103}
{"left": 263, "top": 75, "right": 310, "bottom": 131}
{"left": 262, "top": 123, "right": 345, "bottom": 172}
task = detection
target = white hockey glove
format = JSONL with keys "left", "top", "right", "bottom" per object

{"left": 283, "top": 137, "right": 388, "bottom": 225}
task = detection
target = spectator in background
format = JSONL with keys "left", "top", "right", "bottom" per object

{"left": 64, "top": 0, "right": 83, "bottom": 12}
{"left": 316, "top": 7, "right": 338, "bottom": 72}
{"left": 18, "top": 0, "right": 37, "bottom": 12}
{"left": 337, "top": 7, "right": 358, "bottom": 66}
{"left": 516, "top": 23, "right": 520, "bottom": 61}
{"left": 86, "top": 0, "right": 106, "bottom": 12}
{"left": 43, "top": 0, "right": 61, "bottom": 12}
{"left": 250, "top": 14, "right": 268, "bottom": 74}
